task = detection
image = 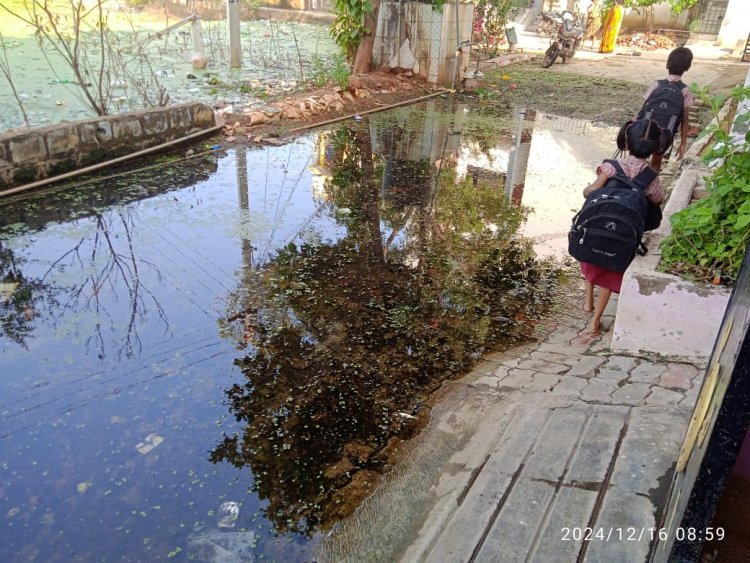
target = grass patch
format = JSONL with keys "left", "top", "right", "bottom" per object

{"left": 482, "top": 62, "right": 644, "bottom": 125}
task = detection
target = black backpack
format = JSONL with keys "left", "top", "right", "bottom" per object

{"left": 568, "top": 160, "right": 658, "bottom": 272}
{"left": 637, "top": 79, "right": 686, "bottom": 133}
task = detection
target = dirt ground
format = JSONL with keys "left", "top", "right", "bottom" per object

{"left": 219, "top": 54, "right": 749, "bottom": 145}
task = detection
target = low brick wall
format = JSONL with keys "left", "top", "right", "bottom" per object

{"left": 0, "top": 102, "right": 216, "bottom": 188}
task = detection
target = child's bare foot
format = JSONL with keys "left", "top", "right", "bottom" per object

{"left": 587, "top": 319, "right": 602, "bottom": 335}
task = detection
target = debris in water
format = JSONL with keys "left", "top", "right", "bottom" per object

{"left": 0, "top": 282, "right": 18, "bottom": 304}
{"left": 135, "top": 433, "right": 164, "bottom": 454}
{"left": 217, "top": 501, "right": 240, "bottom": 528}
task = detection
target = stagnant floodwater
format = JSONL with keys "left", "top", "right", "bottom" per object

{"left": 0, "top": 98, "right": 619, "bottom": 562}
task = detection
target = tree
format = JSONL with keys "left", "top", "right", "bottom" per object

{"left": 0, "top": 0, "right": 168, "bottom": 117}
{"left": 618, "top": 0, "right": 701, "bottom": 15}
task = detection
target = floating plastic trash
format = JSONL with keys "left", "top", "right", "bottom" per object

{"left": 217, "top": 501, "right": 240, "bottom": 528}
{"left": 209, "top": 144, "right": 222, "bottom": 150}
{"left": 135, "top": 433, "right": 164, "bottom": 454}
{"left": 0, "top": 282, "right": 18, "bottom": 304}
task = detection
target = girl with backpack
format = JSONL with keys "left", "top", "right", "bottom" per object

{"left": 579, "top": 118, "right": 672, "bottom": 336}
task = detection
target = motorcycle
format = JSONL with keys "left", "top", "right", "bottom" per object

{"left": 535, "top": 11, "right": 563, "bottom": 37}
{"left": 541, "top": 11, "right": 584, "bottom": 68}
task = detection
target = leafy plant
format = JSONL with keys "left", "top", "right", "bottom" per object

{"left": 330, "top": 0, "right": 373, "bottom": 61}
{"left": 658, "top": 85, "right": 750, "bottom": 285}
{"left": 307, "top": 52, "right": 349, "bottom": 89}
{"left": 331, "top": 53, "right": 350, "bottom": 90}
{"left": 310, "top": 53, "right": 328, "bottom": 87}
{"left": 475, "top": 0, "right": 526, "bottom": 40}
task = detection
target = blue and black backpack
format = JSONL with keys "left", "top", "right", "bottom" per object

{"left": 568, "top": 160, "right": 659, "bottom": 272}
{"left": 637, "top": 79, "right": 686, "bottom": 134}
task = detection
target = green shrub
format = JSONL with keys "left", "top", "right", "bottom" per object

{"left": 659, "top": 85, "right": 750, "bottom": 285}
{"left": 331, "top": 53, "right": 350, "bottom": 90}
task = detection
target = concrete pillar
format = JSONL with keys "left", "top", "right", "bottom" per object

{"left": 227, "top": 0, "right": 242, "bottom": 68}
{"left": 191, "top": 18, "right": 207, "bottom": 69}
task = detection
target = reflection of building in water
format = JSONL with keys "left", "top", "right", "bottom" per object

{"left": 519, "top": 113, "right": 619, "bottom": 258}
{"left": 310, "top": 132, "right": 334, "bottom": 201}
{"left": 505, "top": 108, "right": 536, "bottom": 205}
{"left": 466, "top": 164, "right": 505, "bottom": 189}
{"left": 306, "top": 100, "right": 538, "bottom": 209}
{"left": 370, "top": 99, "right": 462, "bottom": 209}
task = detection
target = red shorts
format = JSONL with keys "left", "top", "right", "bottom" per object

{"left": 580, "top": 262, "right": 624, "bottom": 293}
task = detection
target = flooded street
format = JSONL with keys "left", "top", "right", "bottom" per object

{"left": 0, "top": 97, "right": 619, "bottom": 561}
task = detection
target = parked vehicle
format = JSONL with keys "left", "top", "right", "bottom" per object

{"left": 541, "top": 11, "right": 584, "bottom": 68}
{"left": 535, "top": 11, "right": 563, "bottom": 37}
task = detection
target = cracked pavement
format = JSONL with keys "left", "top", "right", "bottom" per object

{"left": 319, "top": 289, "right": 704, "bottom": 563}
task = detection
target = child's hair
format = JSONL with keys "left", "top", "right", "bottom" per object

{"left": 616, "top": 119, "right": 674, "bottom": 158}
{"left": 667, "top": 47, "right": 693, "bottom": 76}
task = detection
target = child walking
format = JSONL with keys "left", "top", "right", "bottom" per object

{"left": 637, "top": 46, "right": 693, "bottom": 172}
{"left": 581, "top": 118, "right": 672, "bottom": 335}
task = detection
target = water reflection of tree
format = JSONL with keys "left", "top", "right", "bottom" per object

{"left": 42, "top": 208, "right": 169, "bottom": 359}
{"left": 213, "top": 122, "right": 560, "bottom": 534}
{"left": 0, "top": 243, "right": 56, "bottom": 350}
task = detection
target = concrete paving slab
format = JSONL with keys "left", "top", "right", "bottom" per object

{"left": 567, "top": 355, "right": 607, "bottom": 378}
{"left": 473, "top": 478, "right": 556, "bottom": 563}
{"left": 530, "top": 485, "right": 599, "bottom": 562}
{"left": 630, "top": 361, "right": 668, "bottom": 384}
{"left": 565, "top": 406, "right": 628, "bottom": 485}
{"left": 552, "top": 375, "right": 588, "bottom": 397}
{"left": 645, "top": 386, "right": 685, "bottom": 407}
{"left": 420, "top": 404, "right": 550, "bottom": 562}
{"left": 581, "top": 378, "right": 619, "bottom": 403}
{"left": 583, "top": 489, "right": 658, "bottom": 562}
{"left": 611, "top": 382, "right": 653, "bottom": 406}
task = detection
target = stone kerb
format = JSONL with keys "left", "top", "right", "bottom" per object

{"left": 0, "top": 102, "right": 216, "bottom": 188}
{"left": 611, "top": 168, "right": 731, "bottom": 362}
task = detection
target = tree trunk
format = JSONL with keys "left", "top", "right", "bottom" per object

{"left": 352, "top": 0, "right": 381, "bottom": 75}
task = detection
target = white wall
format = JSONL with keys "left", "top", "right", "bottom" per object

{"left": 717, "top": 0, "right": 749, "bottom": 49}
{"left": 621, "top": 3, "right": 688, "bottom": 30}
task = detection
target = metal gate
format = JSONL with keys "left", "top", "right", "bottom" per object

{"left": 694, "top": 0, "right": 728, "bottom": 35}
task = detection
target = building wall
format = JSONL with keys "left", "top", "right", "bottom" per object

{"left": 717, "top": 0, "right": 749, "bottom": 49}
{"left": 0, "top": 103, "right": 216, "bottom": 188}
{"left": 373, "top": 1, "right": 473, "bottom": 85}
{"left": 621, "top": 4, "right": 688, "bottom": 30}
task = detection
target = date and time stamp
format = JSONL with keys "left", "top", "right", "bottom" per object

{"left": 561, "top": 527, "right": 725, "bottom": 543}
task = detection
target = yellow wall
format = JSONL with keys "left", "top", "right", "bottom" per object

{"left": 262, "top": 0, "right": 307, "bottom": 10}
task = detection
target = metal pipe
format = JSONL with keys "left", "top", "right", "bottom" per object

{"left": 135, "top": 14, "right": 199, "bottom": 48}
{"left": 282, "top": 90, "right": 451, "bottom": 136}
{"left": 0, "top": 124, "right": 224, "bottom": 199}
{"left": 451, "top": 0, "right": 461, "bottom": 90}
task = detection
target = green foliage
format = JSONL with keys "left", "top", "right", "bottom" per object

{"left": 310, "top": 53, "right": 328, "bottom": 87}
{"left": 330, "top": 0, "right": 373, "bottom": 61}
{"left": 658, "top": 85, "right": 750, "bottom": 285}
{"left": 331, "top": 53, "right": 350, "bottom": 90}
{"left": 613, "top": 0, "right": 701, "bottom": 15}
{"left": 309, "top": 52, "right": 350, "bottom": 89}
{"left": 476, "top": 0, "right": 526, "bottom": 38}
{"left": 665, "top": 0, "right": 701, "bottom": 15}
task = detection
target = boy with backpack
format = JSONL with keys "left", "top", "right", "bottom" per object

{"left": 637, "top": 46, "right": 693, "bottom": 173}
{"left": 569, "top": 118, "right": 672, "bottom": 336}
